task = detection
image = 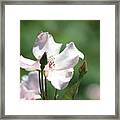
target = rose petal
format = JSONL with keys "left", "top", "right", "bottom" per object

{"left": 54, "top": 42, "right": 84, "bottom": 70}
{"left": 47, "top": 68, "right": 74, "bottom": 90}
{"left": 33, "top": 32, "right": 62, "bottom": 59}
{"left": 20, "top": 55, "right": 40, "bottom": 71}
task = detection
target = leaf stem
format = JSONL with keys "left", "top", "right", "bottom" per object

{"left": 54, "top": 89, "right": 57, "bottom": 100}
{"left": 45, "top": 76, "right": 48, "bottom": 99}
{"left": 38, "top": 70, "right": 42, "bottom": 98}
{"left": 41, "top": 69, "right": 45, "bottom": 100}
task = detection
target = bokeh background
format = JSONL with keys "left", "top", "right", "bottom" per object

{"left": 20, "top": 20, "right": 100, "bottom": 100}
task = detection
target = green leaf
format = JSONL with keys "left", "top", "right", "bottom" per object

{"left": 59, "top": 60, "right": 88, "bottom": 100}
{"left": 62, "top": 81, "right": 80, "bottom": 100}
{"left": 46, "top": 81, "right": 55, "bottom": 100}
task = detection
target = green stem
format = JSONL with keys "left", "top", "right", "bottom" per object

{"left": 54, "top": 89, "right": 57, "bottom": 100}
{"left": 41, "top": 70, "right": 45, "bottom": 100}
{"left": 45, "top": 76, "right": 47, "bottom": 99}
{"left": 38, "top": 70, "right": 42, "bottom": 98}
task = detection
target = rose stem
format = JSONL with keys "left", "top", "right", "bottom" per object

{"left": 54, "top": 89, "right": 57, "bottom": 100}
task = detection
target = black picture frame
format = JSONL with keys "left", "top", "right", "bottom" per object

{"left": 0, "top": 0, "right": 119, "bottom": 119}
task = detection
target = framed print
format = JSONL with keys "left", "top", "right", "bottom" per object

{"left": 0, "top": 0, "right": 119, "bottom": 119}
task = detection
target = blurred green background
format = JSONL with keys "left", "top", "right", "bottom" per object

{"left": 20, "top": 20, "right": 100, "bottom": 100}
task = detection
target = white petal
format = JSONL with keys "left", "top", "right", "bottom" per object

{"left": 66, "top": 42, "right": 84, "bottom": 59}
{"left": 24, "top": 91, "right": 38, "bottom": 100}
{"left": 20, "top": 85, "right": 27, "bottom": 99}
{"left": 54, "top": 42, "right": 84, "bottom": 70}
{"left": 20, "top": 71, "right": 41, "bottom": 100}
{"left": 46, "top": 35, "right": 62, "bottom": 57}
{"left": 34, "top": 94, "right": 41, "bottom": 100}
{"left": 20, "top": 85, "right": 40, "bottom": 100}
{"left": 47, "top": 68, "right": 74, "bottom": 90}
{"left": 33, "top": 32, "right": 62, "bottom": 59}
{"left": 20, "top": 55, "right": 40, "bottom": 71}
{"left": 21, "top": 75, "right": 28, "bottom": 81}
{"left": 21, "top": 71, "right": 40, "bottom": 93}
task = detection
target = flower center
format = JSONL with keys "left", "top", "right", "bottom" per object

{"left": 48, "top": 56, "right": 55, "bottom": 70}
{"left": 44, "top": 56, "right": 55, "bottom": 76}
